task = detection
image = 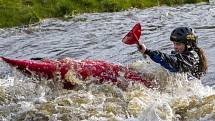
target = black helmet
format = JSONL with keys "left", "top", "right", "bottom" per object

{"left": 170, "top": 27, "right": 198, "bottom": 48}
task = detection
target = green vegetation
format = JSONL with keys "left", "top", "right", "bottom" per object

{"left": 0, "top": 0, "right": 209, "bottom": 28}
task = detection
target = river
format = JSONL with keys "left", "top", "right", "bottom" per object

{"left": 0, "top": 2, "right": 215, "bottom": 121}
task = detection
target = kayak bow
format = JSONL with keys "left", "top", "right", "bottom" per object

{"left": 1, "top": 57, "right": 152, "bottom": 89}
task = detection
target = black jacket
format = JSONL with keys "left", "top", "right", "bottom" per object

{"left": 144, "top": 49, "right": 201, "bottom": 79}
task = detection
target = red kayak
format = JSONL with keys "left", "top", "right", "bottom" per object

{"left": 0, "top": 57, "right": 152, "bottom": 89}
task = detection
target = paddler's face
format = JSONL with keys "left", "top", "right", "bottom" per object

{"left": 173, "top": 41, "right": 186, "bottom": 54}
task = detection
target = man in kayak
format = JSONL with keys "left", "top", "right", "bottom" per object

{"left": 137, "top": 27, "right": 208, "bottom": 79}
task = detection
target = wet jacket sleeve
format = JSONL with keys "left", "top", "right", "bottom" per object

{"left": 144, "top": 49, "right": 198, "bottom": 73}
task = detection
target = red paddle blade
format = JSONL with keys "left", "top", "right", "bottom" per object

{"left": 122, "top": 23, "right": 141, "bottom": 45}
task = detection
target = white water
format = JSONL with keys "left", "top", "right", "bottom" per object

{"left": 1, "top": 60, "right": 215, "bottom": 121}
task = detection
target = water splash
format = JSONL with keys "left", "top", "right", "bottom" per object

{"left": 1, "top": 60, "right": 215, "bottom": 121}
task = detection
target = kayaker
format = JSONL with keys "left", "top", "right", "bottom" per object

{"left": 137, "top": 27, "right": 208, "bottom": 79}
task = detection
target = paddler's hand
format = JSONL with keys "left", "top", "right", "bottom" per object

{"left": 137, "top": 43, "right": 146, "bottom": 54}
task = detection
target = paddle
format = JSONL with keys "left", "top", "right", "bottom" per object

{"left": 122, "top": 23, "right": 142, "bottom": 49}
{"left": 122, "top": 23, "right": 147, "bottom": 58}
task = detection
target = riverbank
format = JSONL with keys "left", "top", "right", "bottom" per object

{"left": 0, "top": 0, "right": 209, "bottom": 28}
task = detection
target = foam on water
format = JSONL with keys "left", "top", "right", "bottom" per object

{"left": 1, "top": 60, "right": 215, "bottom": 121}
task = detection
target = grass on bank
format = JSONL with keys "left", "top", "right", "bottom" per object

{"left": 0, "top": 0, "right": 209, "bottom": 28}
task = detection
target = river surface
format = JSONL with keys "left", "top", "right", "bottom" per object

{"left": 0, "top": 2, "right": 215, "bottom": 121}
